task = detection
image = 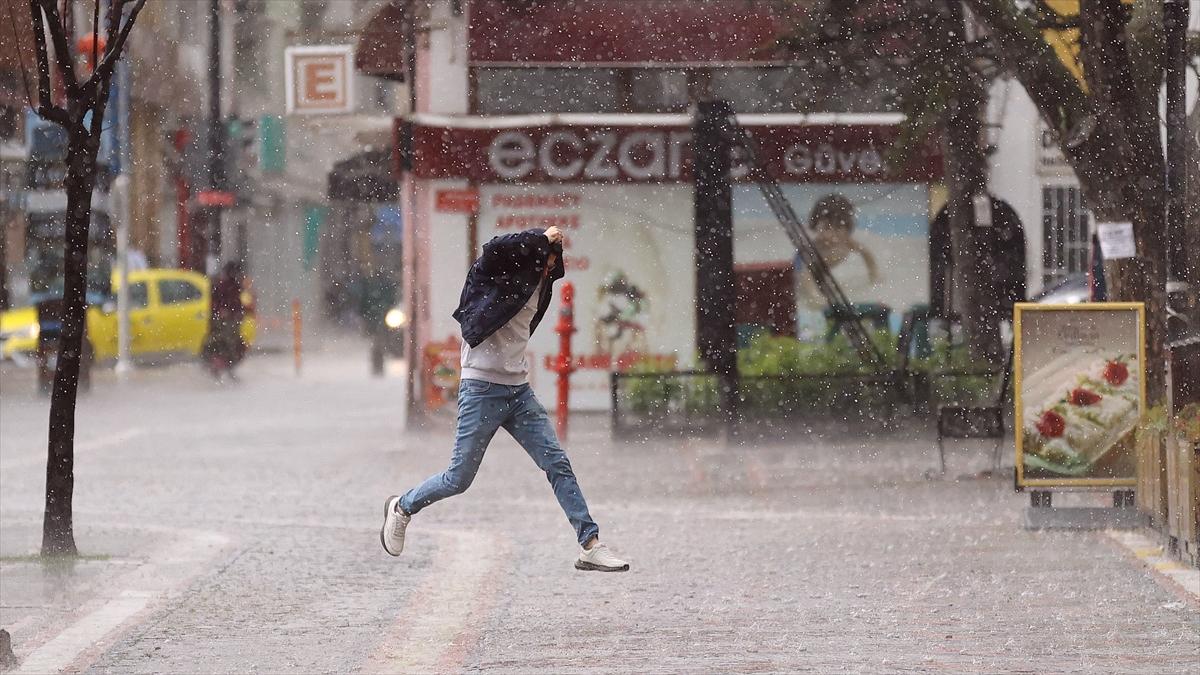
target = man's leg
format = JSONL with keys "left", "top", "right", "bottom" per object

{"left": 399, "top": 379, "right": 507, "bottom": 515}
{"left": 503, "top": 385, "right": 600, "bottom": 547}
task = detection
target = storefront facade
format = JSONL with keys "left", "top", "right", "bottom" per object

{"left": 403, "top": 113, "right": 940, "bottom": 409}
{"left": 358, "top": 0, "right": 944, "bottom": 410}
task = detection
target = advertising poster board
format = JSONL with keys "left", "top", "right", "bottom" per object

{"left": 1014, "top": 303, "right": 1146, "bottom": 488}
{"left": 733, "top": 184, "right": 930, "bottom": 340}
{"left": 477, "top": 184, "right": 694, "bottom": 410}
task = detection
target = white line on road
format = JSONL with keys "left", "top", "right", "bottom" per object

{"left": 12, "top": 593, "right": 151, "bottom": 675}
{"left": 0, "top": 428, "right": 148, "bottom": 470}
{"left": 5, "top": 524, "right": 230, "bottom": 674}
{"left": 363, "top": 529, "right": 505, "bottom": 674}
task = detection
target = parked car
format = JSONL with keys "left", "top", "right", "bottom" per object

{"left": 0, "top": 268, "right": 256, "bottom": 364}
{"left": 1032, "top": 274, "right": 1091, "bottom": 304}
{"left": 1033, "top": 273, "right": 1193, "bottom": 339}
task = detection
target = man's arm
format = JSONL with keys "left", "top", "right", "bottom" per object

{"left": 478, "top": 228, "right": 558, "bottom": 275}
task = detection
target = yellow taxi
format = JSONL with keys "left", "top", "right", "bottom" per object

{"left": 0, "top": 268, "right": 256, "bottom": 362}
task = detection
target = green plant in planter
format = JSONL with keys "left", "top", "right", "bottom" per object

{"left": 624, "top": 360, "right": 684, "bottom": 417}
{"left": 1137, "top": 404, "right": 1169, "bottom": 443}
{"left": 683, "top": 375, "right": 719, "bottom": 415}
{"left": 1174, "top": 403, "right": 1200, "bottom": 444}
{"left": 909, "top": 339, "right": 996, "bottom": 405}
{"left": 625, "top": 330, "right": 922, "bottom": 418}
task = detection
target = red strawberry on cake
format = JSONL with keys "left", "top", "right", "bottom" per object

{"left": 1103, "top": 360, "right": 1129, "bottom": 387}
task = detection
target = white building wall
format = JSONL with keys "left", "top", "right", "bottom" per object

{"left": 986, "top": 77, "right": 1056, "bottom": 297}
{"left": 424, "top": 179, "right": 472, "bottom": 347}
{"left": 424, "top": 0, "right": 470, "bottom": 115}
{"left": 986, "top": 65, "right": 1199, "bottom": 298}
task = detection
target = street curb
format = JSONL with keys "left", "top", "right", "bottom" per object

{"left": 1106, "top": 530, "right": 1200, "bottom": 606}
{"left": 2, "top": 523, "right": 231, "bottom": 675}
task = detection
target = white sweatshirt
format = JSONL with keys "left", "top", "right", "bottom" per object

{"left": 459, "top": 280, "right": 542, "bottom": 386}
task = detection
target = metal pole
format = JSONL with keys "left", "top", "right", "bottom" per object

{"left": 555, "top": 282, "right": 576, "bottom": 441}
{"left": 292, "top": 298, "right": 302, "bottom": 375}
{"left": 1163, "top": 0, "right": 1189, "bottom": 286}
{"left": 206, "top": 0, "right": 223, "bottom": 276}
{"left": 112, "top": 175, "right": 131, "bottom": 376}
{"left": 693, "top": 100, "right": 740, "bottom": 440}
{"left": 114, "top": 56, "right": 132, "bottom": 376}
{"left": 402, "top": 3, "right": 423, "bottom": 428}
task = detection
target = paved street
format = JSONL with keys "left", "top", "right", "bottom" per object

{"left": 1, "top": 346, "right": 1197, "bottom": 674}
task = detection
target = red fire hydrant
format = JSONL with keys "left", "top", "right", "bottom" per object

{"left": 553, "top": 282, "right": 576, "bottom": 440}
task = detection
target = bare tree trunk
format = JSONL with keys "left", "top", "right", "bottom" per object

{"left": 963, "top": 0, "right": 1172, "bottom": 401}
{"left": 42, "top": 126, "right": 99, "bottom": 556}
{"left": 1074, "top": 0, "right": 1170, "bottom": 403}
{"left": 944, "top": 1, "right": 1001, "bottom": 364}
{"left": 28, "top": 0, "right": 147, "bottom": 557}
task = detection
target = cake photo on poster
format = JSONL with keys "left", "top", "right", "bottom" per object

{"left": 1015, "top": 304, "right": 1145, "bottom": 485}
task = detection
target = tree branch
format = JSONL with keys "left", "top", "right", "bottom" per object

{"left": 962, "top": 0, "right": 1088, "bottom": 134}
{"left": 29, "top": 0, "right": 51, "bottom": 106}
{"left": 28, "top": 0, "right": 70, "bottom": 126}
{"left": 1124, "top": 0, "right": 1165, "bottom": 104}
{"left": 92, "top": 0, "right": 146, "bottom": 84}
{"left": 90, "top": 0, "right": 99, "bottom": 73}
{"left": 37, "top": 0, "right": 80, "bottom": 95}
{"left": 1027, "top": 0, "right": 1081, "bottom": 29}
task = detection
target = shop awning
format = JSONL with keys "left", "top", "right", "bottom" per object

{"left": 355, "top": 1, "right": 411, "bottom": 81}
{"left": 328, "top": 149, "right": 398, "bottom": 202}
{"left": 469, "top": 0, "right": 794, "bottom": 65}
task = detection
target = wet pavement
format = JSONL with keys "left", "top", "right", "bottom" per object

{"left": 1, "top": 345, "right": 1197, "bottom": 673}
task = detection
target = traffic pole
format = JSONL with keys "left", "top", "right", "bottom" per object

{"left": 112, "top": 175, "right": 131, "bottom": 376}
{"left": 206, "top": 0, "right": 224, "bottom": 276}
{"left": 554, "top": 282, "right": 576, "bottom": 440}
{"left": 292, "top": 299, "right": 302, "bottom": 375}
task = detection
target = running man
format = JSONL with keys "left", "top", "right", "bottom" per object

{"left": 380, "top": 226, "right": 629, "bottom": 572}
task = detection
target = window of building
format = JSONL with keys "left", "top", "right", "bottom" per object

{"left": 709, "top": 67, "right": 814, "bottom": 113}
{"left": 472, "top": 65, "right": 899, "bottom": 115}
{"left": 629, "top": 69, "right": 690, "bottom": 113}
{"left": 1041, "top": 185, "right": 1091, "bottom": 283}
{"left": 158, "top": 279, "right": 203, "bottom": 305}
{"left": 474, "top": 68, "right": 622, "bottom": 114}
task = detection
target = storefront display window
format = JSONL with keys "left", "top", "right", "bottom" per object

{"left": 474, "top": 68, "right": 622, "bottom": 114}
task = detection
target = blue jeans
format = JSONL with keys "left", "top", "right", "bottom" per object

{"left": 399, "top": 379, "right": 600, "bottom": 547}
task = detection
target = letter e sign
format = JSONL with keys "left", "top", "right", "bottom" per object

{"left": 285, "top": 45, "right": 355, "bottom": 115}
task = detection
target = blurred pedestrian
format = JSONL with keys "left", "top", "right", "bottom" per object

{"left": 379, "top": 226, "right": 629, "bottom": 572}
{"left": 203, "top": 262, "right": 247, "bottom": 379}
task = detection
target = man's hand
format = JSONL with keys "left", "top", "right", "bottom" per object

{"left": 544, "top": 226, "right": 563, "bottom": 245}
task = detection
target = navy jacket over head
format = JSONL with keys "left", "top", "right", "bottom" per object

{"left": 453, "top": 228, "right": 565, "bottom": 348}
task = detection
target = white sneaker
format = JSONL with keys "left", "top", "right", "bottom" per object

{"left": 379, "top": 495, "right": 410, "bottom": 556}
{"left": 575, "top": 543, "right": 630, "bottom": 572}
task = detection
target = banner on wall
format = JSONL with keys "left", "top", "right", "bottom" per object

{"left": 1014, "top": 303, "right": 1145, "bottom": 488}
{"left": 404, "top": 115, "right": 942, "bottom": 185}
{"left": 476, "top": 182, "right": 933, "bottom": 409}
{"left": 733, "top": 183, "right": 930, "bottom": 339}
